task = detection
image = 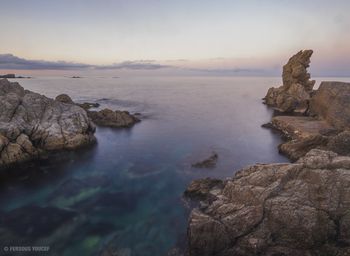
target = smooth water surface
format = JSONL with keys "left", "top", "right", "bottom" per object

{"left": 0, "top": 76, "right": 289, "bottom": 255}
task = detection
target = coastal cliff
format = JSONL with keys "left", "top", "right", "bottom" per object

{"left": 185, "top": 50, "right": 350, "bottom": 255}
{"left": 186, "top": 149, "right": 350, "bottom": 256}
{"left": 0, "top": 79, "right": 96, "bottom": 168}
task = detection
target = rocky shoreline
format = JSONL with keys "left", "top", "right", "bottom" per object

{"left": 184, "top": 50, "right": 350, "bottom": 255}
{"left": 0, "top": 78, "right": 140, "bottom": 170}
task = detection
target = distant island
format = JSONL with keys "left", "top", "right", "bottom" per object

{"left": 0, "top": 74, "right": 31, "bottom": 79}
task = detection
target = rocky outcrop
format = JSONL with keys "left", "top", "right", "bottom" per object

{"left": 309, "top": 81, "right": 350, "bottom": 130}
{"left": 185, "top": 149, "right": 350, "bottom": 256}
{"left": 264, "top": 50, "right": 315, "bottom": 113}
{"left": 0, "top": 79, "right": 96, "bottom": 168}
{"left": 88, "top": 109, "right": 140, "bottom": 128}
{"left": 265, "top": 115, "right": 350, "bottom": 161}
{"left": 56, "top": 94, "right": 139, "bottom": 128}
{"left": 263, "top": 51, "right": 350, "bottom": 161}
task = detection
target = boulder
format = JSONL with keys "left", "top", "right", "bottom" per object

{"left": 88, "top": 108, "right": 140, "bottom": 128}
{"left": 309, "top": 81, "right": 350, "bottom": 130}
{"left": 186, "top": 149, "right": 350, "bottom": 256}
{"left": 0, "top": 79, "right": 96, "bottom": 168}
{"left": 264, "top": 50, "right": 315, "bottom": 113}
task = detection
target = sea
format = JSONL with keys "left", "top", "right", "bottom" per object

{"left": 1, "top": 75, "right": 345, "bottom": 255}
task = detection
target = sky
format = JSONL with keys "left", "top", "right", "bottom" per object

{"left": 0, "top": 0, "right": 349, "bottom": 76}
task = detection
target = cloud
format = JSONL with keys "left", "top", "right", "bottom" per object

{"left": 0, "top": 54, "right": 92, "bottom": 70}
{"left": 0, "top": 54, "right": 171, "bottom": 70}
{"left": 185, "top": 67, "right": 267, "bottom": 75}
{"left": 96, "top": 60, "right": 171, "bottom": 70}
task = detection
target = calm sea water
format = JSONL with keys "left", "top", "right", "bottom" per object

{"left": 0, "top": 76, "right": 293, "bottom": 255}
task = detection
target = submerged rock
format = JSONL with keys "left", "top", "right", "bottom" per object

{"left": 264, "top": 50, "right": 315, "bottom": 113}
{"left": 191, "top": 152, "right": 218, "bottom": 169}
{"left": 0, "top": 205, "right": 76, "bottom": 238}
{"left": 88, "top": 109, "right": 140, "bottom": 128}
{"left": 186, "top": 149, "right": 350, "bottom": 256}
{"left": 0, "top": 79, "right": 96, "bottom": 169}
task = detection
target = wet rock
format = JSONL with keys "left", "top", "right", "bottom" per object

{"left": 191, "top": 152, "right": 218, "bottom": 168}
{"left": 0, "top": 79, "right": 96, "bottom": 169}
{"left": 309, "top": 81, "right": 350, "bottom": 130}
{"left": 88, "top": 109, "right": 140, "bottom": 128}
{"left": 264, "top": 50, "right": 315, "bottom": 113}
{"left": 186, "top": 149, "right": 350, "bottom": 256}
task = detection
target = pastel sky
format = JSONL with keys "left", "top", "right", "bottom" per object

{"left": 0, "top": 0, "right": 349, "bottom": 76}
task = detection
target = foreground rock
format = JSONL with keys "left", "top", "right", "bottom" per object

{"left": 88, "top": 109, "right": 140, "bottom": 128}
{"left": 185, "top": 149, "right": 350, "bottom": 256}
{"left": 0, "top": 79, "right": 96, "bottom": 168}
{"left": 264, "top": 50, "right": 315, "bottom": 113}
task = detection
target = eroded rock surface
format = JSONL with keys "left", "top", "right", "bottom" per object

{"left": 0, "top": 79, "right": 96, "bottom": 168}
{"left": 185, "top": 149, "right": 350, "bottom": 256}
{"left": 266, "top": 116, "right": 349, "bottom": 161}
{"left": 309, "top": 81, "right": 350, "bottom": 130}
{"left": 264, "top": 50, "right": 315, "bottom": 113}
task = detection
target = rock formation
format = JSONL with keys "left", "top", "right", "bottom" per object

{"left": 185, "top": 149, "right": 350, "bottom": 256}
{"left": 309, "top": 81, "right": 350, "bottom": 130}
{"left": 88, "top": 109, "right": 140, "bottom": 128}
{"left": 263, "top": 50, "right": 350, "bottom": 161}
{"left": 56, "top": 94, "right": 140, "bottom": 128}
{"left": 264, "top": 50, "right": 315, "bottom": 113}
{"left": 0, "top": 79, "right": 96, "bottom": 168}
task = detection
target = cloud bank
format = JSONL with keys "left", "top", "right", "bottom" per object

{"left": 0, "top": 54, "right": 170, "bottom": 70}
